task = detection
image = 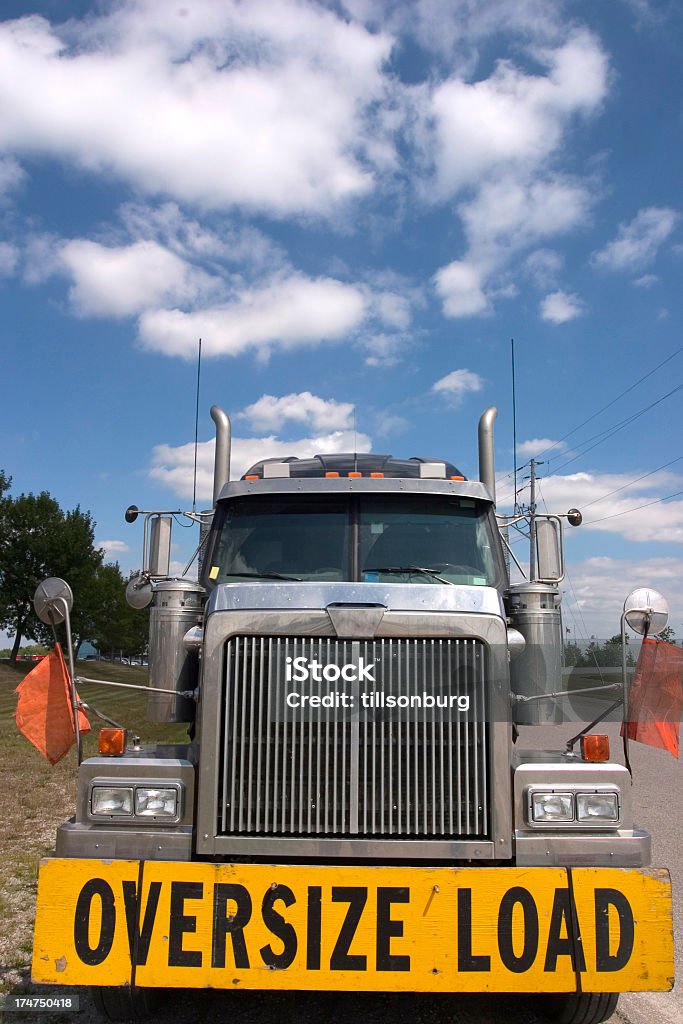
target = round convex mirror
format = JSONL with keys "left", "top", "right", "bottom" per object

{"left": 623, "top": 587, "right": 669, "bottom": 636}
{"left": 33, "top": 577, "right": 74, "bottom": 625}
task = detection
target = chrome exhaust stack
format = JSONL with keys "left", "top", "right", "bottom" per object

{"left": 478, "top": 406, "right": 497, "bottom": 504}
{"left": 210, "top": 405, "right": 231, "bottom": 506}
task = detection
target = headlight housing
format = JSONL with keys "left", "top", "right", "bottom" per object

{"left": 527, "top": 786, "right": 621, "bottom": 828}
{"left": 89, "top": 780, "right": 183, "bottom": 823}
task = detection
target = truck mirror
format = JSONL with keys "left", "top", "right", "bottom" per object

{"left": 623, "top": 587, "right": 669, "bottom": 636}
{"left": 535, "top": 518, "right": 562, "bottom": 582}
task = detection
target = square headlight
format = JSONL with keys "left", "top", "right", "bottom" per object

{"left": 135, "top": 787, "right": 179, "bottom": 818}
{"left": 576, "top": 791, "right": 619, "bottom": 823}
{"left": 530, "top": 791, "right": 574, "bottom": 823}
{"left": 91, "top": 786, "right": 133, "bottom": 816}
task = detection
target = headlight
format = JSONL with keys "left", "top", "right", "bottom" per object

{"left": 576, "top": 791, "right": 619, "bottom": 822}
{"left": 135, "top": 787, "right": 179, "bottom": 818}
{"left": 91, "top": 786, "right": 133, "bottom": 816}
{"left": 88, "top": 779, "right": 183, "bottom": 823}
{"left": 530, "top": 791, "right": 574, "bottom": 822}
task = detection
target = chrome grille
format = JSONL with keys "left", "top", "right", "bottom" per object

{"left": 218, "top": 636, "right": 489, "bottom": 838}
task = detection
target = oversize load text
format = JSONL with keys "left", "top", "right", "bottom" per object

{"left": 33, "top": 863, "right": 673, "bottom": 992}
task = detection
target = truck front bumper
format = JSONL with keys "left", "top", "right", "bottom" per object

{"left": 32, "top": 860, "right": 673, "bottom": 995}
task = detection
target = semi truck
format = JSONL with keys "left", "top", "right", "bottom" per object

{"left": 31, "top": 406, "right": 673, "bottom": 1024}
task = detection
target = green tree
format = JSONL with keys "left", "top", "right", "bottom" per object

{"left": 88, "top": 564, "right": 149, "bottom": 661}
{"left": 0, "top": 482, "right": 103, "bottom": 661}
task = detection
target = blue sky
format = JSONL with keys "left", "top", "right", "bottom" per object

{"left": 1, "top": 0, "right": 682, "bottom": 639}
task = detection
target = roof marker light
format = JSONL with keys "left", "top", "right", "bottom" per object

{"left": 325, "top": 471, "right": 340, "bottom": 478}
{"left": 370, "top": 472, "right": 384, "bottom": 478}
{"left": 244, "top": 474, "right": 259, "bottom": 480}
{"left": 348, "top": 472, "right": 362, "bottom": 478}
{"left": 450, "top": 475, "right": 465, "bottom": 481}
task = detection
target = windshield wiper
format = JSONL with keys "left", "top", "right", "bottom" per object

{"left": 365, "top": 565, "right": 453, "bottom": 585}
{"left": 225, "top": 570, "right": 303, "bottom": 582}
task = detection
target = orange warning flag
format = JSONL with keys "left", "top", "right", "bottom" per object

{"left": 622, "top": 637, "right": 683, "bottom": 758}
{"left": 15, "top": 645, "right": 91, "bottom": 765}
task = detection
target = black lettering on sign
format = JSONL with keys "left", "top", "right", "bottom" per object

{"left": 306, "top": 886, "right": 322, "bottom": 970}
{"left": 122, "top": 881, "right": 161, "bottom": 966}
{"left": 260, "top": 885, "right": 298, "bottom": 969}
{"left": 595, "top": 889, "right": 635, "bottom": 972}
{"left": 457, "top": 889, "right": 491, "bottom": 972}
{"left": 330, "top": 887, "right": 368, "bottom": 971}
{"left": 376, "top": 887, "right": 410, "bottom": 972}
{"left": 168, "top": 882, "right": 203, "bottom": 968}
{"left": 74, "top": 879, "right": 116, "bottom": 966}
{"left": 212, "top": 884, "right": 252, "bottom": 969}
{"left": 544, "top": 889, "right": 586, "bottom": 973}
{"left": 497, "top": 887, "right": 539, "bottom": 974}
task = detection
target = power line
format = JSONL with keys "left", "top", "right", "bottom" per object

{"left": 530, "top": 346, "right": 682, "bottom": 463}
{"left": 579, "top": 455, "right": 683, "bottom": 510}
{"left": 498, "top": 346, "right": 682, "bottom": 492}
{"left": 547, "top": 382, "right": 683, "bottom": 474}
{"left": 582, "top": 486, "right": 683, "bottom": 527}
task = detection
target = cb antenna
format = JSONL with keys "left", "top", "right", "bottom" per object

{"left": 192, "top": 337, "right": 202, "bottom": 514}
{"left": 511, "top": 338, "right": 518, "bottom": 514}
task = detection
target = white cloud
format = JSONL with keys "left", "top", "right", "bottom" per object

{"left": 0, "top": 241, "right": 18, "bottom": 277}
{"left": 0, "top": 155, "right": 24, "bottom": 198}
{"left": 60, "top": 238, "right": 214, "bottom": 317}
{"left": 0, "top": 5, "right": 392, "bottom": 217}
{"left": 517, "top": 438, "right": 566, "bottom": 458}
{"left": 562, "top": 555, "right": 683, "bottom": 639}
{"left": 432, "top": 369, "right": 484, "bottom": 403}
{"left": 531, "top": 469, "right": 683, "bottom": 544}
{"left": 633, "top": 273, "right": 658, "bottom": 288}
{"left": 524, "top": 248, "right": 563, "bottom": 288}
{"left": 429, "top": 31, "right": 607, "bottom": 199}
{"left": 150, "top": 429, "right": 372, "bottom": 500}
{"left": 138, "top": 275, "right": 367, "bottom": 360}
{"left": 358, "top": 332, "right": 407, "bottom": 368}
{"left": 592, "top": 207, "right": 679, "bottom": 272}
{"left": 238, "top": 392, "right": 354, "bottom": 433}
{"left": 433, "top": 261, "right": 488, "bottom": 317}
{"left": 434, "top": 176, "right": 594, "bottom": 319}
{"left": 97, "top": 539, "right": 130, "bottom": 557}
{"left": 540, "top": 289, "right": 585, "bottom": 323}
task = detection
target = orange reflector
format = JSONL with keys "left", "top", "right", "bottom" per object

{"left": 581, "top": 734, "right": 610, "bottom": 762}
{"left": 244, "top": 475, "right": 259, "bottom": 480}
{"left": 348, "top": 472, "right": 362, "bottom": 478}
{"left": 325, "top": 471, "right": 340, "bottom": 478}
{"left": 99, "top": 728, "right": 126, "bottom": 756}
{"left": 450, "top": 475, "right": 465, "bottom": 480}
{"left": 370, "top": 472, "right": 384, "bottom": 478}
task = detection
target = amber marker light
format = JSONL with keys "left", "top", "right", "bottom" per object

{"left": 450, "top": 475, "right": 465, "bottom": 480}
{"left": 348, "top": 471, "right": 362, "bottom": 478}
{"left": 244, "top": 475, "right": 259, "bottom": 480}
{"left": 325, "top": 471, "right": 340, "bottom": 478}
{"left": 581, "top": 734, "right": 610, "bottom": 762}
{"left": 99, "top": 728, "right": 126, "bottom": 756}
{"left": 370, "top": 472, "right": 384, "bottom": 478}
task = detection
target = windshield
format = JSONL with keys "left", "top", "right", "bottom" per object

{"left": 205, "top": 495, "right": 504, "bottom": 588}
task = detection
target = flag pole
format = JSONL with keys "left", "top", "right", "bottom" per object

{"left": 52, "top": 596, "right": 82, "bottom": 765}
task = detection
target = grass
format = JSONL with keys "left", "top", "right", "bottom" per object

{"left": 0, "top": 657, "right": 187, "bottom": 1001}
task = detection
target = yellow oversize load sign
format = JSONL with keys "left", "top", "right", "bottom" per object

{"left": 33, "top": 861, "right": 673, "bottom": 994}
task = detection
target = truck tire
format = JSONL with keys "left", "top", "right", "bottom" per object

{"left": 91, "top": 986, "right": 164, "bottom": 1022}
{"left": 540, "top": 992, "right": 619, "bottom": 1024}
